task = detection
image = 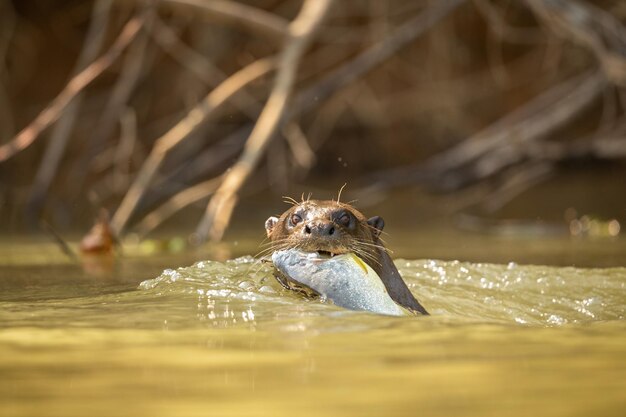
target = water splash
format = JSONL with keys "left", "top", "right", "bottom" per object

{"left": 404, "top": 259, "right": 626, "bottom": 325}
{"left": 137, "top": 257, "right": 626, "bottom": 327}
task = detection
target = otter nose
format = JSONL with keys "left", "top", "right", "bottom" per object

{"left": 304, "top": 221, "right": 336, "bottom": 236}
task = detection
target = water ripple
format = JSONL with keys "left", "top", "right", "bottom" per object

{"left": 136, "top": 257, "right": 626, "bottom": 327}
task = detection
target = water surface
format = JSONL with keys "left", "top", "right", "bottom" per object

{"left": 1, "top": 238, "right": 625, "bottom": 417}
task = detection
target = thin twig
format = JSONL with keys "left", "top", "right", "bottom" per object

{"left": 452, "top": 71, "right": 606, "bottom": 186}
{"left": 113, "top": 107, "right": 137, "bottom": 192}
{"left": 110, "top": 57, "right": 276, "bottom": 234}
{"left": 148, "top": 15, "right": 263, "bottom": 118}
{"left": 426, "top": 71, "right": 605, "bottom": 176}
{"left": 473, "top": 0, "right": 544, "bottom": 44}
{"left": 482, "top": 161, "right": 554, "bottom": 212}
{"left": 289, "top": 0, "right": 466, "bottom": 116}
{"left": 0, "top": 15, "right": 145, "bottom": 162}
{"left": 135, "top": 177, "right": 222, "bottom": 238}
{"left": 525, "top": 0, "right": 626, "bottom": 85}
{"left": 267, "top": 136, "right": 289, "bottom": 192}
{"left": 160, "top": 0, "right": 288, "bottom": 40}
{"left": 194, "top": 0, "right": 334, "bottom": 243}
{"left": 27, "top": 0, "right": 114, "bottom": 212}
{"left": 366, "top": 70, "right": 606, "bottom": 190}
{"left": 148, "top": 15, "right": 224, "bottom": 86}
{"left": 195, "top": 0, "right": 467, "bottom": 242}
{"left": 282, "top": 123, "right": 316, "bottom": 170}
{"left": 150, "top": 126, "right": 251, "bottom": 199}
{"left": 72, "top": 9, "right": 154, "bottom": 192}
{"left": 40, "top": 220, "right": 79, "bottom": 262}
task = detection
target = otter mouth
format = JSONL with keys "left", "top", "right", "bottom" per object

{"left": 283, "top": 244, "right": 347, "bottom": 259}
{"left": 316, "top": 250, "right": 338, "bottom": 258}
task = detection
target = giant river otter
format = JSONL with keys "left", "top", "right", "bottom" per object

{"left": 264, "top": 199, "right": 428, "bottom": 315}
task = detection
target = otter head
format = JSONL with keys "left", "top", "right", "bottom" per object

{"left": 265, "top": 200, "right": 385, "bottom": 260}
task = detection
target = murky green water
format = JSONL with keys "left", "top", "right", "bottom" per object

{"left": 1, "top": 238, "right": 625, "bottom": 417}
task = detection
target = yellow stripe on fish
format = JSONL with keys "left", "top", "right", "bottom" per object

{"left": 348, "top": 253, "right": 369, "bottom": 275}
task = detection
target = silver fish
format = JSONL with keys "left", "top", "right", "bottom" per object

{"left": 271, "top": 249, "right": 407, "bottom": 316}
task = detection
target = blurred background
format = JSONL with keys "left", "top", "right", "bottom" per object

{"left": 0, "top": 0, "right": 624, "bottom": 262}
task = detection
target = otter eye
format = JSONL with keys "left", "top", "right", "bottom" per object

{"left": 337, "top": 213, "right": 351, "bottom": 227}
{"left": 290, "top": 214, "right": 302, "bottom": 226}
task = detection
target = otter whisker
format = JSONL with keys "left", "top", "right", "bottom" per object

{"left": 351, "top": 238, "right": 392, "bottom": 255}
{"left": 282, "top": 196, "right": 299, "bottom": 206}
{"left": 347, "top": 242, "right": 385, "bottom": 267}
{"left": 258, "top": 238, "right": 289, "bottom": 248}
{"left": 364, "top": 222, "right": 390, "bottom": 238}
{"left": 352, "top": 248, "right": 382, "bottom": 268}
{"left": 258, "top": 235, "right": 274, "bottom": 249}
{"left": 256, "top": 241, "right": 283, "bottom": 254}
{"left": 253, "top": 247, "right": 276, "bottom": 259}
{"left": 336, "top": 183, "right": 347, "bottom": 203}
{"left": 254, "top": 238, "right": 296, "bottom": 259}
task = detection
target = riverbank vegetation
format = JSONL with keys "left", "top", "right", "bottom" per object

{"left": 1, "top": 0, "right": 624, "bottom": 242}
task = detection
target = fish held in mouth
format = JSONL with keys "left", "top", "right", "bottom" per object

{"left": 271, "top": 249, "right": 408, "bottom": 316}
{"left": 264, "top": 199, "right": 428, "bottom": 314}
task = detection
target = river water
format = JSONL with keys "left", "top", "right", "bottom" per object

{"left": 0, "top": 236, "right": 625, "bottom": 417}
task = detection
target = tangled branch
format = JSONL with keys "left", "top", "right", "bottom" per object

{"left": 193, "top": 0, "right": 335, "bottom": 243}
{"left": 0, "top": 14, "right": 145, "bottom": 162}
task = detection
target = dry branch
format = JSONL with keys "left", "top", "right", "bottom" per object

{"left": 370, "top": 70, "right": 606, "bottom": 190}
{"left": 27, "top": 0, "right": 114, "bottom": 212}
{"left": 538, "top": 133, "right": 626, "bottom": 160}
{"left": 195, "top": 0, "right": 334, "bottom": 243}
{"left": 4, "top": 0, "right": 624, "bottom": 235}
{"left": 135, "top": 177, "right": 222, "bottom": 237}
{"left": 154, "top": 127, "right": 251, "bottom": 194}
{"left": 110, "top": 57, "right": 276, "bottom": 234}
{"left": 189, "top": 0, "right": 466, "bottom": 242}
{"left": 459, "top": 122, "right": 626, "bottom": 214}
{"left": 473, "top": 0, "right": 544, "bottom": 44}
{"left": 482, "top": 161, "right": 554, "bottom": 212}
{"left": 112, "top": 107, "right": 138, "bottom": 191}
{"left": 125, "top": 127, "right": 250, "bottom": 232}
{"left": 71, "top": 10, "right": 155, "bottom": 193}
{"left": 283, "top": 123, "right": 316, "bottom": 170}
{"left": 525, "top": 0, "right": 626, "bottom": 85}
{"left": 0, "top": 15, "right": 145, "bottom": 162}
{"left": 290, "top": 0, "right": 466, "bottom": 116}
{"left": 160, "top": 0, "right": 288, "bottom": 40}
{"left": 149, "top": 15, "right": 224, "bottom": 86}
{"left": 444, "top": 71, "right": 606, "bottom": 186}
{"left": 148, "top": 16, "right": 263, "bottom": 118}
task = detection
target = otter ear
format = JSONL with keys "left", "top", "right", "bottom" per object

{"left": 367, "top": 216, "right": 384, "bottom": 238}
{"left": 265, "top": 216, "right": 279, "bottom": 238}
